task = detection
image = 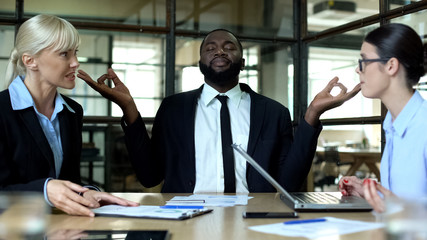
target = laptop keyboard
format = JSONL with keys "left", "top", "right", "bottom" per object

{"left": 291, "top": 192, "right": 340, "bottom": 204}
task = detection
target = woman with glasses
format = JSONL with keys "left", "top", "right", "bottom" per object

{"left": 339, "top": 23, "right": 427, "bottom": 213}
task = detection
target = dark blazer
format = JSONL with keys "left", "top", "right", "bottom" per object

{"left": 0, "top": 90, "right": 83, "bottom": 192}
{"left": 123, "top": 83, "right": 321, "bottom": 193}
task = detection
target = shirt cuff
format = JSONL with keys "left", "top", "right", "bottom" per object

{"left": 44, "top": 178, "right": 55, "bottom": 207}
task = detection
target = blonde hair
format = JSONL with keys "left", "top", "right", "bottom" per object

{"left": 5, "top": 14, "right": 80, "bottom": 85}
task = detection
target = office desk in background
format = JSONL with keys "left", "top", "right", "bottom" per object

{"left": 44, "top": 193, "right": 386, "bottom": 240}
{"left": 317, "top": 147, "right": 382, "bottom": 179}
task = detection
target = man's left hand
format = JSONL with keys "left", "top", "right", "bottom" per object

{"left": 305, "top": 77, "right": 361, "bottom": 126}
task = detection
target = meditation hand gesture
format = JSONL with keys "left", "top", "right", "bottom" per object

{"left": 305, "top": 77, "right": 361, "bottom": 126}
{"left": 78, "top": 68, "right": 139, "bottom": 124}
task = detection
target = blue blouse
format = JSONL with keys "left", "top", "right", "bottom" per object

{"left": 381, "top": 91, "right": 427, "bottom": 199}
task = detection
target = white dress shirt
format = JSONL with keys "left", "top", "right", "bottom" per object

{"left": 193, "top": 83, "right": 251, "bottom": 193}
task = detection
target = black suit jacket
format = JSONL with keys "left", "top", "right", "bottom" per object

{"left": 0, "top": 90, "right": 83, "bottom": 192}
{"left": 123, "top": 83, "right": 322, "bottom": 193}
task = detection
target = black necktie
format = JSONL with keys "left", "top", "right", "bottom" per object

{"left": 216, "top": 95, "right": 236, "bottom": 193}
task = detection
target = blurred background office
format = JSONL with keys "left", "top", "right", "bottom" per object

{"left": 0, "top": 0, "right": 425, "bottom": 192}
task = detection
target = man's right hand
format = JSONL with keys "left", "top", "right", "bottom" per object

{"left": 46, "top": 180, "right": 96, "bottom": 217}
{"left": 78, "top": 68, "right": 139, "bottom": 124}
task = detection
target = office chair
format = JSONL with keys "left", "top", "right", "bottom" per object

{"left": 314, "top": 146, "right": 351, "bottom": 191}
{"left": 324, "top": 146, "right": 352, "bottom": 175}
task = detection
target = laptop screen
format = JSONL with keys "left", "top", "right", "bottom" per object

{"left": 231, "top": 144, "right": 297, "bottom": 204}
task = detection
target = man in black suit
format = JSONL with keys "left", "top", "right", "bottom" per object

{"left": 78, "top": 29, "right": 360, "bottom": 193}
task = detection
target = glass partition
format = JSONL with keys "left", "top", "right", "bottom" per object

{"left": 0, "top": 25, "right": 15, "bottom": 90}
{"left": 308, "top": 24, "right": 381, "bottom": 119}
{"left": 318, "top": 124, "right": 381, "bottom": 149}
{"left": 110, "top": 33, "right": 166, "bottom": 117}
{"left": 24, "top": 0, "right": 167, "bottom": 26}
{"left": 389, "top": 0, "right": 425, "bottom": 10}
{"left": 307, "top": 0, "right": 379, "bottom": 33}
{"left": 0, "top": 0, "right": 15, "bottom": 18}
{"left": 176, "top": 0, "right": 293, "bottom": 38}
{"left": 313, "top": 123, "right": 382, "bottom": 191}
{"left": 58, "top": 30, "right": 166, "bottom": 117}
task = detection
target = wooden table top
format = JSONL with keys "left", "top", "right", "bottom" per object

{"left": 42, "top": 192, "right": 387, "bottom": 240}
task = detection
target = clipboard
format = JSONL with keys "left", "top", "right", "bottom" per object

{"left": 92, "top": 205, "right": 213, "bottom": 220}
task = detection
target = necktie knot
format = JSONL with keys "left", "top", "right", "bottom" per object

{"left": 216, "top": 95, "right": 228, "bottom": 105}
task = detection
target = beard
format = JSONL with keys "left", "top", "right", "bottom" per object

{"left": 199, "top": 59, "right": 243, "bottom": 86}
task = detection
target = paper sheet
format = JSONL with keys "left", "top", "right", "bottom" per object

{"left": 92, "top": 205, "right": 211, "bottom": 220}
{"left": 166, "top": 194, "right": 250, "bottom": 207}
{"left": 248, "top": 217, "right": 384, "bottom": 239}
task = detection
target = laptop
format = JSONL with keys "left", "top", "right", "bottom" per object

{"left": 232, "top": 144, "right": 372, "bottom": 212}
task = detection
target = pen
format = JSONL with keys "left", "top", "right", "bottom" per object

{"left": 166, "top": 200, "right": 206, "bottom": 203}
{"left": 284, "top": 218, "right": 327, "bottom": 225}
{"left": 160, "top": 205, "right": 204, "bottom": 209}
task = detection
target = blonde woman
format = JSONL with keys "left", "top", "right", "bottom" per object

{"left": 0, "top": 15, "right": 137, "bottom": 216}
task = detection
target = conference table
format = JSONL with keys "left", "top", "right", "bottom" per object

{"left": 44, "top": 193, "right": 387, "bottom": 240}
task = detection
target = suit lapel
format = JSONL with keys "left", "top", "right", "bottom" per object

{"left": 19, "top": 108, "right": 55, "bottom": 171}
{"left": 186, "top": 85, "right": 204, "bottom": 164}
{"left": 244, "top": 85, "right": 266, "bottom": 156}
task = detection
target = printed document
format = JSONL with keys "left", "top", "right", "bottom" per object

{"left": 249, "top": 216, "right": 384, "bottom": 238}
{"left": 166, "top": 194, "right": 250, "bottom": 207}
{"left": 92, "top": 205, "right": 212, "bottom": 220}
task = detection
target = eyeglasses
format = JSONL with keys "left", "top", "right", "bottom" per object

{"left": 358, "top": 58, "right": 389, "bottom": 72}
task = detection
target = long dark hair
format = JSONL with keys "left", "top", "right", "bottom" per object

{"left": 364, "top": 23, "right": 426, "bottom": 88}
